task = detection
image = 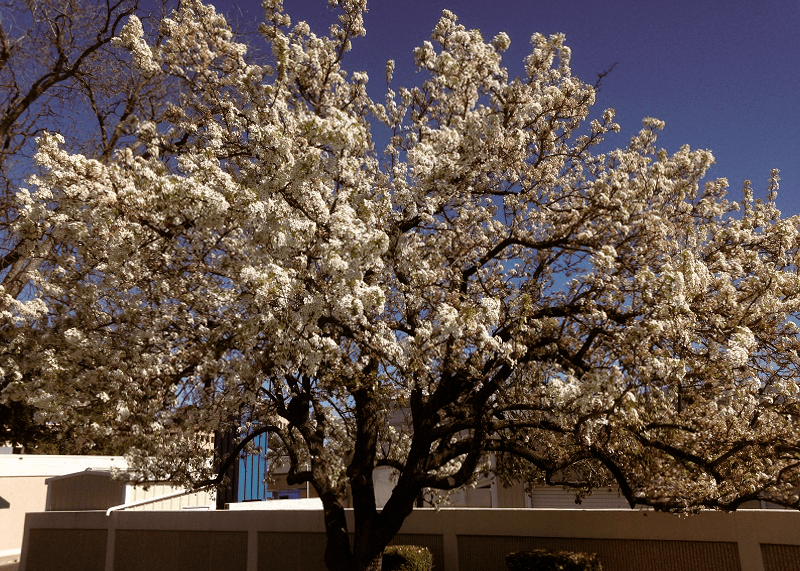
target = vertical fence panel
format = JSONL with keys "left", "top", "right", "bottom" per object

{"left": 456, "top": 536, "right": 742, "bottom": 571}
{"left": 114, "top": 530, "right": 247, "bottom": 571}
{"left": 761, "top": 544, "right": 800, "bottom": 571}
{"left": 24, "top": 529, "right": 107, "bottom": 571}
{"left": 257, "top": 532, "right": 328, "bottom": 571}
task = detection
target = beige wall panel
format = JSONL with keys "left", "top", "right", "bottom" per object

{"left": 114, "top": 530, "right": 247, "bottom": 571}
{"left": 0, "top": 476, "right": 48, "bottom": 554}
{"left": 457, "top": 535, "right": 741, "bottom": 571}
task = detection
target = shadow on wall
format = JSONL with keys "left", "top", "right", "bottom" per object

{"left": 0, "top": 496, "right": 9, "bottom": 509}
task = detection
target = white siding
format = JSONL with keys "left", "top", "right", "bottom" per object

{"left": 528, "top": 486, "right": 631, "bottom": 509}
{"left": 125, "top": 484, "right": 214, "bottom": 510}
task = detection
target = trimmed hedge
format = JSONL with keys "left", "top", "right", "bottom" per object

{"left": 382, "top": 545, "right": 434, "bottom": 571}
{"left": 506, "top": 549, "right": 602, "bottom": 571}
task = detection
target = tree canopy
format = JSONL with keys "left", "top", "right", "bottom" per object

{"left": 5, "top": 1, "right": 800, "bottom": 569}
{"left": 0, "top": 0, "right": 181, "bottom": 452}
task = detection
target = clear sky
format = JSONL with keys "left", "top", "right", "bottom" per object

{"left": 217, "top": 0, "right": 800, "bottom": 216}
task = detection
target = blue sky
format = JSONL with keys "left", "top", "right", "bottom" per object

{"left": 218, "top": 0, "right": 800, "bottom": 216}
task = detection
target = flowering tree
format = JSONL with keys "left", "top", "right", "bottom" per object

{"left": 0, "top": 0, "right": 178, "bottom": 452}
{"left": 7, "top": 0, "right": 800, "bottom": 569}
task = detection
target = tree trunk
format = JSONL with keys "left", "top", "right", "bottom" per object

{"left": 322, "top": 385, "right": 415, "bottom": 571}
{"left": 322, "top": 497, "right": 357, "bottom": 571}
{"left": 341, "top": 477, "right": 419, "bottom": 571}
{"left": 321, "top": 503, "right": 385, "bottom": 571}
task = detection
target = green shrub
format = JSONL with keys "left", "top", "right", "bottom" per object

{"left": 505, "top": 549, "right": 602, "bottom": 571}
{"left": 382, "top": 545, "right": 434, "bottom": 571}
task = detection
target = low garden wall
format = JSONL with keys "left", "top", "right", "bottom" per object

{"left": 19, "top": 508, "right": 800, "bottom": 571}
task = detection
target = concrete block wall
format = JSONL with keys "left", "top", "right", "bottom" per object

{"left": 19, "top": 508, "right": 800, "bottom": 571}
